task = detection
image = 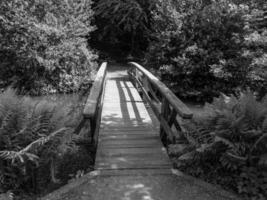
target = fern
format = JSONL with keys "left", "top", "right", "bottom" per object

{"left": 0, "top": 89, "right": 82, "bottom": 194}
{"left": 176, "top": 91, "right": 267, "bottom": 198}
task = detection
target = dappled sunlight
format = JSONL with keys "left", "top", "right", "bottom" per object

{"left": 111, "top": 164, "right": 118, "bottom": 169}
{"left": 122, "top": 184, "right": 154, "bottom": 200}
{"left": 101, "top": 78, "right": 152, "bottom": 128}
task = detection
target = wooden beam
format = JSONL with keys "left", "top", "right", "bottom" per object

{"left": 83, "top": 62, "right": 107, "bottom": 118}
{"left": 129, "top": 62, "right": 193, "bottom": 119}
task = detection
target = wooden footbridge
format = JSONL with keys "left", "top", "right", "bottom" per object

{"left": 43, "top": 62, "right": 238, "bottom": 200}
{"left": 84, "top": 62, "right": 193, "bottom": 171}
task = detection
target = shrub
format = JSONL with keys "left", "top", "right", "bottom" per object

{"left": 0, "top": 0, "right": 97, "bottom": 95}
{"left": 0, "top": 89, "right": 92, "bottom": 198}
{"left": 146, "top": 1, "right": 253, "bottom": 102}
{"left": 172, "top": 91, "right": 267, "bottom": 199}
{"left": 245, "top": 29, "right": 267, "bottom": 100}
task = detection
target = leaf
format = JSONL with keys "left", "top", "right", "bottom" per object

{"left": 258, "top": 154, "right": 267, "bottom": 166}
{"left": 178, "top": 151, "right": 196, "bottom": 161}
{"left": 196, "top": 143, "right": 213, "bottom": 153}
{"left": 226, "top": 152, "right": 247, "bottom": 162}
{"left": 214, "top": 136, "right": 235, "bottom": 148}
{"left": 252, "top": 132, "right": 267, "bottom": 151}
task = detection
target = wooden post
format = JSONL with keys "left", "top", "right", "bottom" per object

{"left": 135, "top": 68, "right": 139, "bottom": 89}
{"left": 128, "top": 62, "right": 193, "bottom": 146}
{"left": 90, "top": 117, "right": 96, "bottom": 144}
{"left": 74, "top": 118, "right": 86, "bottom": 135}
{"left": 160, "top": 97, "right": 169, "bottom": 146}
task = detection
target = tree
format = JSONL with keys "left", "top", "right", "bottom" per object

{"left": 0, "top": 0, "right": 97, "bottom": 95}
{"left": 90, "top": 0, "right": 155, "bottom": 59}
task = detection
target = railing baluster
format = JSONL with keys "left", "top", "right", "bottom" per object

{"left": 160, "top": 98, "right": 171, "bottom": 145}
{"left": 168, "top": 109, "right": 177, "bottom": 128}
{"left": 134, "top": 68, "right": 139, "bottom": 88}
{"left": 128, "top": 62, "right": 193, "bottom": 146}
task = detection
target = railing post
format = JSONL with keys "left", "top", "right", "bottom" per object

{"left": 90, "top": 117, "right": 96, "bottom": 143}
{"left": 128, "top": 62, "right": 193, "bottom": 146}
{"left": 134, "top": 68, "right": 139, "bottom": 89}
{"left": 160, "top": 97, "right": 169, "bottom": 146}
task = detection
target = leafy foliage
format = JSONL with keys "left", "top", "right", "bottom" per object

{"left": 0, "top": 89, "right": 92, "bottom": 197}
{"left": 245, "top": 29, "right": 267, "bottom": 99}
{"left": 146, "top": 0, "right": 267, "bottom": 102}
{"left": 90, "top": 0, "right": 155, "bottom": 58}
{"left": 172, "top": 91, "right": 267, "bottom": 199}
{"left": 0, "top": 0, "right": 97, "bottom": 95}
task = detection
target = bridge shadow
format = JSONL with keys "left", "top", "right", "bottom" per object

{"left": 101, "top": 78, "right": 153, "bottom": 129}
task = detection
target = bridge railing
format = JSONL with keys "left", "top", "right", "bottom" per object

{"left": 75, "top": 62, "right": 107, "bottom": 147}
{"left": 128, "top": 62, "right": 193, "bottom": 145}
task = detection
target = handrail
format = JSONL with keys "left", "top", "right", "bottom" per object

{"left": 128, "top": 62, "right": 193, "bottom": 145}
{"left": 83, "top": 62, "right": 107, "bottom": 118}
{"left": 129, "top": 62, "right": 193, "bottom": 119}
{"left": 74, "top": 62, "right": 107, "bottom": 147}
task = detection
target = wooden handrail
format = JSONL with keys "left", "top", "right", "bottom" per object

{"left": 128, "top": 62, "right": 193, "bottom": 145}
{"left": 74, "top": 62, "right": 107, "bottom": 147}
{"left": 129, "top": 62, "right": 193, "bottom": 119}
{"left": 83, "top": 62, "right": 107, "bottom": 118}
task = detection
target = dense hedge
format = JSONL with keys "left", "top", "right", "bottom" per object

{"left": 145, "top": 0, "right": 267, "bottom": 102}
{"left": 0, "top": 0, "right": 98, "bottom": 95}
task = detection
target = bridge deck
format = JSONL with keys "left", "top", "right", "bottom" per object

{"left": 95, "top": 65, "right": 172, "bottom": 171}
{"left": 42, "top": 64, "right": 238, "bottom": 200}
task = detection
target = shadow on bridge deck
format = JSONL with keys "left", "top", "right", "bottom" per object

{"left": 41, "top": 64, "right": 239, "bottom": 200}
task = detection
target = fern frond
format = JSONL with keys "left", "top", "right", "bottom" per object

{"left": 258, "top": 153, "right": 267, "bottom": 166}
{"left": 0, "top": 151, "right": 25, "bottom": 163}
{"left": 214, "top": 136, "right": 235, "bottom": 149}
{"left": 262, "top": 117, "right": 267, "bottom": 131}
{"left": 252, "top": 132, "right": 267, "bottom": 151}
{"left": 21, "top": 127, "right": 68, "bottom": 153}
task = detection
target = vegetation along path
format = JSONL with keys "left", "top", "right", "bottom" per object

{"left": 42, "top": 64, "right": 239, "bottom": 200}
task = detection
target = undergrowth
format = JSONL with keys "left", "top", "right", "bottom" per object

{"left": 170, "top": 91, "right": 267, "bottom": 200}
{"left": 0, "top": 89, "right": 93, "bottom": 200}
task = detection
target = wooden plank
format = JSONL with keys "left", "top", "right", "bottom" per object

{"left": 83, "top": 62, "right": 107, "bottom": 118}
{"left": 97, "top": 140, "right": 162, "bottom": 148}
{"left": 96, "top": 154, "right": 171, "bottom": 164}
{"left": 97, "top": 150, "right": 169, "bottom": 159}
{"left": 98, "top": 168, "right": 173, "bottom": 176}
{"left": 99, "top": 130, "right": 157, "bottom": 135}
{"left": 94, "top": 64, "right": 172, "bottom": 172}
{"left": 96, "top": 157, "right": 172, "bottom": 170}
{"left": 98, "top": 138, "right": 162, "bottom": 146}
{"left": 97, "top": 147, "right": 168, "bottom": 157}
{"left": 99, "top": 134, "right": 159, "bottom": 141}
{"left": 100, "top": 125, "right": 153, "bottom": 131}
{"left": 128, "top": 62, "right": 193, "bottom": 119}
{"left": 96, "top": 163, "right": 172, "bottom": 170}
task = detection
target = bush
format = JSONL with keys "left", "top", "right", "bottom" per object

{"left": 0, "top": 0, "right": 98, "bottom": 95}
{"left": 245, "top": 29, "right": 267, "bottom": 100}
{"left": 171, "top": 91, "right": 267, "bottom": 199}
{"left": 147, "top": 0, "right": 249, "bottom": 101}
{"left": 146, "top": 0, "right": 267, "bottom": 102}
{"left": 0, "top": 89, "right": 92, "bottom": 198}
